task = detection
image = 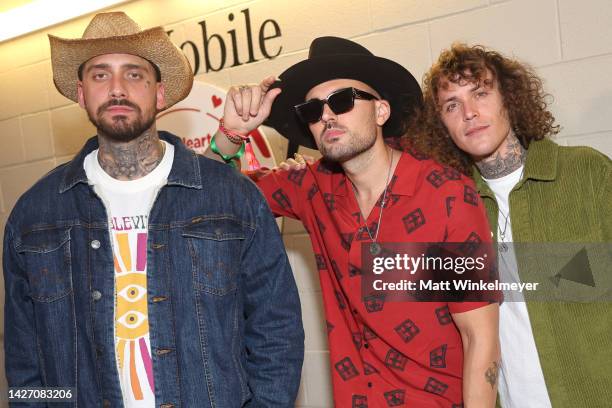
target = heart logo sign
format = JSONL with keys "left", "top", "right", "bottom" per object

{"left": 211, "top": 95, "right": 222, "bottom": 108}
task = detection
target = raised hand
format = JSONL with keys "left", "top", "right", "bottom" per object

{"left": 223, "top": 76, "right": 281, "bottom": 135}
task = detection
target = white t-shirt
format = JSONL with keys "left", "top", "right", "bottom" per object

{"left": 84, "top": 141, "right": 174, "bottom": 408}
{"left": 483, "top": 166, "right": 552, "bottom": 408}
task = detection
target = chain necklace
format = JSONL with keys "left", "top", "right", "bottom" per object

{"left": 498, "top": 209, "right": 511, "bottom": 252}
{"left": 497, "top": 166, "right": 525, "bottom": 253}
{"left": 351, "top": 147, "right": 394, "bottom": 256}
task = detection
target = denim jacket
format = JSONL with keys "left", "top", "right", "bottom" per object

{"left": 3, "top": 132, "right": 304, "bottom": 407}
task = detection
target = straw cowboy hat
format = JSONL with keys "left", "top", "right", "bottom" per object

{"left": 49, "top": 12, "right": 193, "bottom": 109}
{"left": 265, "top": 36, "right": 422, "bottom": 149}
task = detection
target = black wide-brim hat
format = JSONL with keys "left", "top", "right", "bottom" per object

{"left": 265, "top": 36, "right": 422, "bottom": 149}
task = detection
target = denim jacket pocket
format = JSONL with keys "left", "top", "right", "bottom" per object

{"left": 17, "top": 226, "right": 73, "bottom": 302}
{"left": 183, "top": 217, "right": 246, "bottom": 296}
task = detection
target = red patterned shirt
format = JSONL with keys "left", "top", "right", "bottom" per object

{"left": 255, "top": 150, "right": 492, "bottom": 407}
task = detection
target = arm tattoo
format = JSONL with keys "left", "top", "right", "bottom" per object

{"left": 485, "top": 361, "right": 500, "bottom": 389}
{"left": 476, "top": 132, "right": 527, "bottom": 179}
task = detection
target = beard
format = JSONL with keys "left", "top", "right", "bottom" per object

{"left": 318, "top": 125, "right": 377, "bottom": 162}
{"left": 87, "top": 99, "right": 156, "bottom": 142}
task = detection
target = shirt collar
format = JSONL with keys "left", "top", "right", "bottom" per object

{"left": 59, "top": 131, "right": 202, "bottom": 193}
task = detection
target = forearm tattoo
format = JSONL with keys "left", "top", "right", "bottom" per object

{"left": 485, "top": 361, "right": 500, "bottom": 389}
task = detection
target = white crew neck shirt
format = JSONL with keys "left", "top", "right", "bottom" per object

{"left": 483, "top": 166, "right": 552, "bottom": 408}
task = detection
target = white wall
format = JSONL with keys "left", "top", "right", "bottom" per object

{"left": 0, "top": 1, "right": 611, "bottom": 406}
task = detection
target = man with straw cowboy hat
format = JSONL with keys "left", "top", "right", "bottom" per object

{"left": 209, "top": 37, "right": 501, "bottom": 407}
{"left": 3, "top": 11, "right": 304, "bottom": 407}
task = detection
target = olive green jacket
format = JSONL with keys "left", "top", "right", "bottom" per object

{"left": 473, "top": 139, "right": 612, "bottom": 407}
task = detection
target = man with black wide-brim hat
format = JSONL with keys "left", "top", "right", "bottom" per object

{"left": 210, "top": 36, "right": 501, "bottom": 406}
{"left": 3, "top": 11, "right": 304, "bottom": 407}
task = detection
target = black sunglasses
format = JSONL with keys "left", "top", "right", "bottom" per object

{"left": 294, "top": 87, "right": 379, "bottom": 124}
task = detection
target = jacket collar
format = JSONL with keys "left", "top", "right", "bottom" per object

{"left": 473, "top": 138, "right": 558, "bottom": 197}
{"left": 521, "top": 138, "right": 558, "bottom": 181}
{"left": 59, "top": 131, "right": 202, "bottom": 193}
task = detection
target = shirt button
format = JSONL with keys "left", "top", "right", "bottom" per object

{"left": 364, "top": 343, "right": 369, "bottom": 349}
{"left": 91, "top": 240, "right": 101, "bottom": 249}
{"left": 92, "top": 290, "right": 102, "bottom": 301}
{"left": 102, "top": 399, "right": 111, "bottom": 408}
{"left": 367, "top": 382, "right": 373, "bottom": 388}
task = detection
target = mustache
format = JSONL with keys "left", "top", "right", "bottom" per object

{"left": 97, "top": 99, "right": 140, "bottom": 115}
{"left": 320, "top": 123, "right": 346, "bottom": 139}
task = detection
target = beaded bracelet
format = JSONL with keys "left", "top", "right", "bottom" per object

{"left": 210, "top": 134, "right": 245, "bottom": 168}
{"left": 219, "top": 118, "right": 249, "bottom": 144}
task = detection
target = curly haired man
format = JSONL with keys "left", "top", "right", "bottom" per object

{"left": 412, "top": 43, "right": 611, "bottom": 408}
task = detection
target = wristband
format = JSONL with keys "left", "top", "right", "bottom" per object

{"left": 219, "top": 118, "right": 250, "bottom": 144}
{"left": 210, "top": 134, "right": 245, "bottom": 167}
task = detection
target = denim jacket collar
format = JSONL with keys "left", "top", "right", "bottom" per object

{"left": 59, "top": 131, "right": 203, "bottom": 193}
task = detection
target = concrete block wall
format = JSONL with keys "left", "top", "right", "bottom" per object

{"left": 1, "top": 0, "right": 611, "bottom": 406}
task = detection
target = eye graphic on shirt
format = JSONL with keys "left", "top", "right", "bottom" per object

{"left": 115, "top": 272, "right": 148, "bottom": 340}
{"left": 117, "top": 310, "right": 147, "bottom": 330}
{"left": 115, "top": 271, "right": 149, "bottom": 340}
{"left": 118, "top": 284, "right": 147, "bottom": 302}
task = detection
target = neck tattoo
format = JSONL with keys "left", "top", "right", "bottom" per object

{"left": 477, "top": 134, "right": 527, "bottom": 179}
{"left": 97, "top": 129, "right": 165, "bottom": 180}
{"left": 351, "top": 147, "right": 394, "bottom": 256}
